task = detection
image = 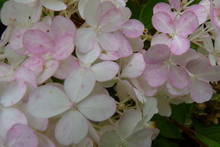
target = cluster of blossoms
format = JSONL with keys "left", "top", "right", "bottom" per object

{"left": 1, "top": 0, "right": 220, "bottom": 146}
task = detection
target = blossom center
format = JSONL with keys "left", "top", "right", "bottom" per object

{"left": 70, "top": 102, "right": 76, "bottom": 108}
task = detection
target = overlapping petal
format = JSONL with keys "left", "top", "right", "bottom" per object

{"left": 0, "top": 107, "right": 27, "bottom": 138}
{"left": 75, "top": 28, "right": 97, "bottom": 53}
{"left": 120, "top": 53, "right": 146, "bottom": 78}
{"left": 189, "top": 80, "right": 213, "bottom": 103}
{"left": 50, "top": 16, "right": 76, "bottom": 42}
{"left": 23, "top": 29, "right": 54, "bottom": 55}
{"left": 5, "top": 124, "right": 38, "bottom": 147}
{"left": 143, "top": 63, "right": 169, "bottom": 87}
{"left": 77, "top": 94, "right": 116, "bottom": 121}
{"left": 64, "top": 67, "right": 96, "bottom": 103}
{"left": 121, "top": 19, "right": 144, "bottom": 38}
{"left": 0, "top": 78, "right": 26, "bottom": 107}
{"left": 53, "top": 34, "right": 74, "bottom": 60}
{"left": 91, "top": 61, "right": 119, "bottom": 82}
{"left": 152, "top": 11, "right": 174, "bottom": 34}
{"left": 117, "top": 109, "right": 142, "bottom": 138}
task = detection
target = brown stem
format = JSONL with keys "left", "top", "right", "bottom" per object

{"left": 167, "top": 117, "right": 208, "bottom": 147}
{"left": 70, "top": 15, "right": 85, "bottom": 24}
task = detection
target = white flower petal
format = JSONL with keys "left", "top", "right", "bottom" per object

{"left": 55, "top": 110, "right": 88, "bottom": 145}
{"left": 78, "top": 94, "right": 116, "bottom": 121}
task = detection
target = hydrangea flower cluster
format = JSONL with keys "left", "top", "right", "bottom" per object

{"left": 0, "top": 0, "right": 220, "bottom": 146}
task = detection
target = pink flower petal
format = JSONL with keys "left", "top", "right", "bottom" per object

{"left": 91, "top": 61, "right": 119, "bottom": 82}
{"left": 152, "top": 11, "right": 174, "bottom": 34}
{"left": 5, "top": 124, "right": 38, "bottom": 147}
{"left": 76, "top": 43, "right": 100, "bottom": 64}
{"left": 37, "top": 60, "right": 59, "bottom": 84}
{"left": 96, "top": 1, "right": 116, "bottom": 23}
{"left": 190, "top": 80, "right": 213, "bottom": 103}
{"left": 0, "top": 107, "right": 27, "bottom": 139}
{"left": 55, "top": 110, "right": 88, "bottom": 145}
{"left": 176, "top": 11, "right": 199, "bottom": 36}
{"left": 77, "top": 94, "right": 116, "bottom": 121}
{"left": 127, "top": 37, "right": 144, "bottom": 52}
{"left": 50, "top": 15, "right": 76, "bottom": 42}
{"left": 168, "top": 0, "right": 182, "bottom": 11}
{"left": 170, "top": 35, "right": 190, "bottom": 55}
{"left": 120, "top": 53, "right": 146, "bottom": 78}
{"left": 153, "top": 3, "right": 176, "bottom": 19}
{"left": 22, "top": 56, "right": 44, "bottom": 77}
{"left": 0, "top": 78, "right": 26, "bottom": 107}
{"left": 185, "top": 4, "right": 208, "bottom": 25}
{"left": 151, "top": 34, "right": 172, "bottom": 47}
{"left": 98, "top": 9, "right": 124, "bottom": 32}
{"left": 167, "top": 82, "right": 189, "bottom": 96}
{"left": 75, "top": 28, "right": 97, "bottom": 53}
{"left": 53, "top": 35, "right": 74, "bottom": 60}
{"left": 143, "top": 63, "right": 169, "bottom": 87}
{"left": 53, "top": 55, "right": 80, "bottom": 79}
{"left": 211, "top": 5, "right": 220, "bottom": 28}
{"left": 98, "top": 32, "right": 119, "bottom": 52}
{"left": 144, "top": 44, "right": 171, "bottom": 64}
{"left": 114, "top": 31, "right": 132, "bottom": 58}
{"left": 172, "top": 48, "right": 199, "bottom": 67}
{"left": 199, "top": 66, "right": 220, "bottom": 81}
{"left": 10, "top": 26, "right": 27, "bottom": 50}
{"left": 99, "top": 50, "right": 120, "bottom": 61}
{"left": 121, "top": 7, "right": 132, "bottom": 22}
{"left": 168, "top": 66, "right": 189, "bottom": 89}
{"left": 121, "top": 19, "right": 144, "bottom": 38}
{"left": 186, "top": 58, "right": 209, "bottom": 75}
{"left": 23, "top": 29, "right": 54, "bottom": 55}
{"left": 16, "top": 66, "right": 37, "bottom": 96}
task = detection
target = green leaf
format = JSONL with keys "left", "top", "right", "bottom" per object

{"left": 170, "top": 103, "right": 193, "bottom": 125}
{"left": 0, "top": 0, "right": 8, "bottom": 9}
{"left": 139, "top": 0, "right": 168, "bottom": 29}
{"left": 152, "top": 135, "right": 181, "bottom": 147}
{"left": 193, "top": 119, "right": 220, "bottom": 146}
{"left": 195, "top": 133, "right": 220, "bottom": 147}
{"left": 151, "top": 114, "right": 184, "bottom": 139}
{"left": 188, "top": 0, "right": 202, "bottom": 6}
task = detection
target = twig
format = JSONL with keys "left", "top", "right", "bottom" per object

{"left": 167, "top": 117, "right": 208, "bottom": 147}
